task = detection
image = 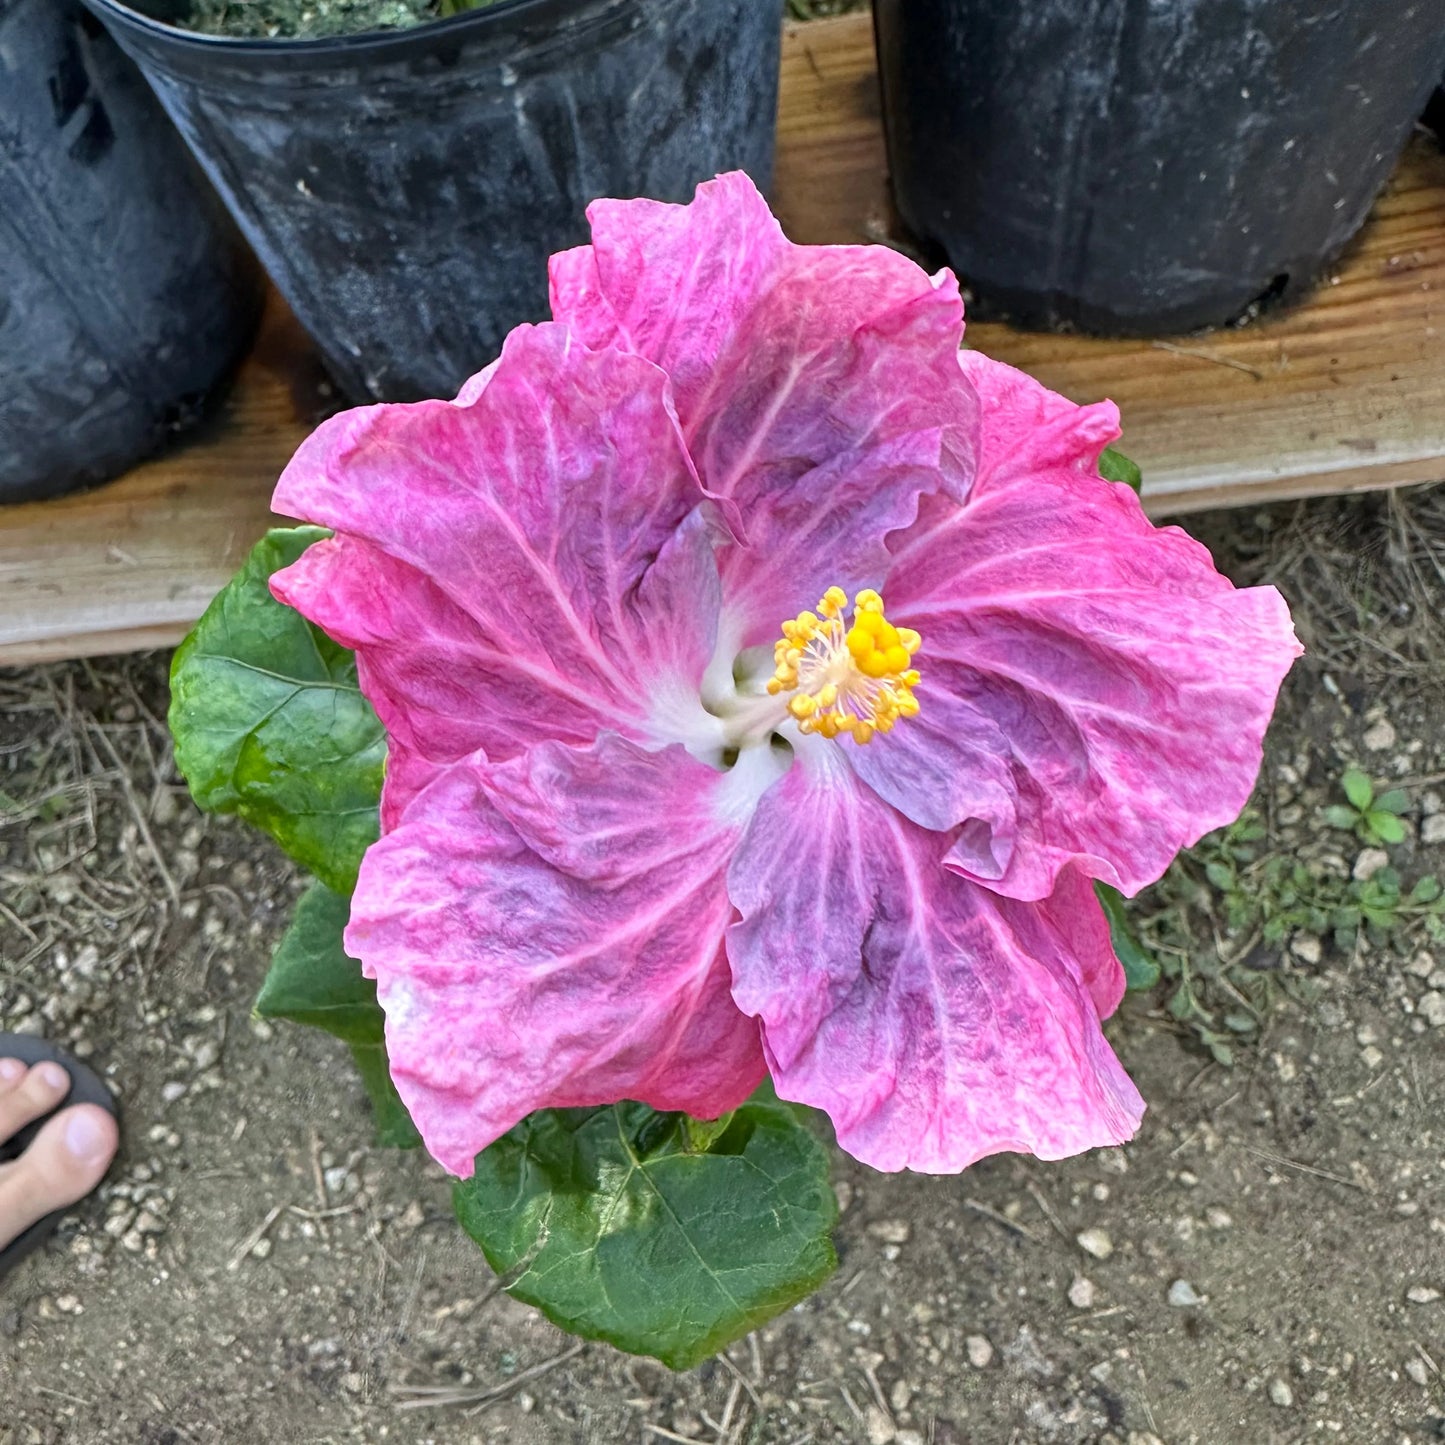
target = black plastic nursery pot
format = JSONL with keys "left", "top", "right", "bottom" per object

{"left": 874, "top": 0, "right": 1445, "bottom": 336}
{"left": 0, "top": 0, "right": 260, "bottom": 504}
{"left": 82, "top": 0, "right": 786, "bottom": 404}
{"left": 1425, "top": 78, "right": 1445, "bottom": 144}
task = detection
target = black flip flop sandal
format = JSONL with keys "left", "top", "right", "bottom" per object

{"left": 0, "top": 1033, "right": 120, "bottom": 1286}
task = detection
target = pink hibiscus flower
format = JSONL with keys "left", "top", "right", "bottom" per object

{"left": 271, "top": 173, "right": 1300, "bottom": 1178}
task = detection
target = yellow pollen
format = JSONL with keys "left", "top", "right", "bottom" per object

{"left": 769, "top": 586, "right": 922, "bottom": 744}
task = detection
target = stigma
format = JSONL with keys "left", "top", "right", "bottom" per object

{"left": 767, "top": 586, "right": 921, "bottom": 744}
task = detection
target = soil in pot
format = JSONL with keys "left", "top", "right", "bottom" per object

{"left": 183, "top": 0, "right": 500, "bottom": 41}
{"left": 0, "top": 0, "right": 261, "bottom": 503}
{"left": 874, "top": 0, "right": 1445, "bottom": 337}
{"left": 87, "top": 0, "right": 784, "bottom": 404}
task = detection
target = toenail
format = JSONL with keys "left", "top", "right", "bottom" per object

{"left": 64, "top": 1109, "right": 112, "bottom": 1164}
{"left": 0, "top": 1058, "right": 23, "bottom": 1084}
{"left": 34, "top": 1062, "right": 69, "bottom": 1093}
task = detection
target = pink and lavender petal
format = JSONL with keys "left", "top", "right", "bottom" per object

{"left": 845, "top": 686, "right": 1017, "bottom": 865}
{"left": 550, "top": 173, "right": 979, "bottom": 645}
{"left": 274, "top": 514, "right": 727, "bottom": 823}
{"left": 957, "top": 346, "right": 1123, "bottom": 484}
{"left": 269, "top": 533, "right": 584, "bottom": 825}
{"left": 270, "top": 322, "right": 719, "bottom": 773}
{"left": 874, "top": 351, "right": 1301, "bottom": 900}
{"left": 548, "top": 173, "right": 796, "bottom": 406}
{"left": 348, "top": 733, "right": 764, "bottom": 1177}
{"left": 451, "top": 357, "right": 499, "bottom": 408}
{"left": 726, "top": 743, "right": 1142, "bottom": 1174}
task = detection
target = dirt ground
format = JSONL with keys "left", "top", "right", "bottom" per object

{"left": 3, "top": 483, "right": 1445, "bottom": 1445}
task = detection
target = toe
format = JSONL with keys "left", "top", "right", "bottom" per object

{"left": 0, "top": 1056, "right": 28, "bottom": 1095}
{"left": 0, "top": 1105, "right": 118, "bottom": 1249}
{"left": 0, "top": 1062, "right": 71, "bottom": 1144}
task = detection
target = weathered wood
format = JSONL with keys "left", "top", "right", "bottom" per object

{"left": 4, "top": 10, "right": 1444, "bottom": 665}
{"left": 0, "top": 296, "right": 323, "bottom": 665}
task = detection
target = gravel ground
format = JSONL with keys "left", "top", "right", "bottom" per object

{"left": 2, "top": 485, "right": 1445, "bottom": 1444}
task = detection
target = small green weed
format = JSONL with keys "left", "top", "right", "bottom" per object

{"left": 1119, "top": 796, "right": 1445, "bottom": 1066}
{"left": 1322, "top": 767, "right": 1410, "bottom": 846}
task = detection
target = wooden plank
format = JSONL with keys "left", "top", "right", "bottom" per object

{"left": 5, "top": 8, "right": 1445, "bottom": 666}
{"left": 0, "top": 295, "right": 322, "bottom": 665}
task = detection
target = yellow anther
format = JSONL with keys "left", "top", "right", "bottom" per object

{"left": 766, "top": 586, "right": 922, "bottom": 745}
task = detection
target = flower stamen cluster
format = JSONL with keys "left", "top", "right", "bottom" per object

{"left": 768, "top": 586, "right": 921, "bottom": 745}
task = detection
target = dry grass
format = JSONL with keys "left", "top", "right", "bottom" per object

{"left": 1190, "top": 481, "right": 1445, "bottom": 692}
{"left": 0, "top": 659, "right": 187, "bottom": 1018}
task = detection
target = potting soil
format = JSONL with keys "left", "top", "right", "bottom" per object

{"left": 183, "top": 0, "right": 501, "bottom": 40}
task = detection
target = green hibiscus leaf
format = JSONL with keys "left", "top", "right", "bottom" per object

{"left": 1373, "top": 789, "right": 1410, "bottom": 817}
{"left": 169, "top": 527, "right": 385, "bottom": 895}
{"left": 1367, "top": 811, "right": 1407, "bottom": 844}
{"left": 1094, "top": 881, "right": 1161, "bottom": 991}
{"left": 1322, "top": 804, "right": 1363, "bottom": 831}
{"left": 453, "top": 1101, "right": 838, "bottom": 1369}
{"left": 257, "top": 881, "right": 382, "bottom": 1043}
{"left": 1097, "top": 446, "right": 1143, "bottom": 494}
{"left": 257, "top": 882, "right": 420, "bottom": 1150}
{"left": 681, "top": 1112, "right": 736, "bottom": 1153}
{"left": 348, "top": 1039, "right": 424, "bottom": 1151}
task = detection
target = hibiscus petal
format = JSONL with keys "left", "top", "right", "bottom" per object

{"left": 348, "top": 733, "right": 765, "bottom": 1177}
{"left": 726, "top": 742, "right": 1143, "bottom": 1174}
{"left": 550, "top": 172, "right": 979, "bottom": 644}
{"left": 846, "top": 687, "right": 1017, "bottom": 866}
{"left": 271, "top": 323, "right": 724, "bottom": 783}
{"left": 548, "top": 173, "right": 794, "bottom": 404}
{"left": 875, "top": 351, "right": 1301, "bottom": 900}
{"left": 269, "top": 533, "right": 572, "bottom": 826}
{"left": 957, "top": 346, "right": 1124, "bottom": 483}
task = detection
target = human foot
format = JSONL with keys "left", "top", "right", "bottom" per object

{"left": 0, "top": 1044, "right": 119, "bottom": 1281}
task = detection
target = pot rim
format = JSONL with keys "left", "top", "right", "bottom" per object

{"left": 82, "top": 0, "right": 613, "bottom": 57}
